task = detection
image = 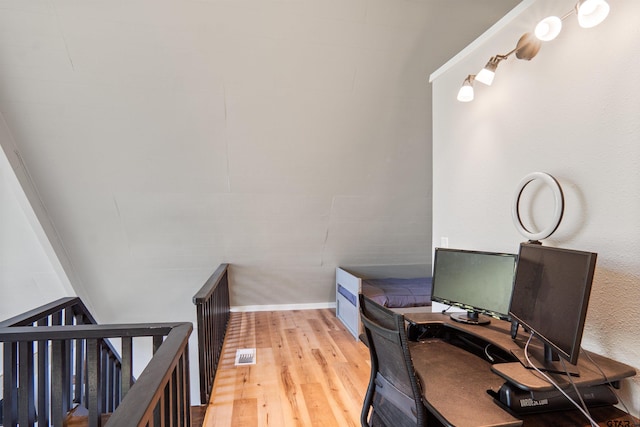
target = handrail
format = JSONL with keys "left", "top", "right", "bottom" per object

{"left": 0, "top": 324, "right": 177, "bottom": 340}
{"left": 0, "top": 297, "right": 96, "bottom": 328}
{"left": 193, "top": 263, "right": 231, "bottom": 404}
{"left": 192, "top": 263, "right": 229, "bottom": 304}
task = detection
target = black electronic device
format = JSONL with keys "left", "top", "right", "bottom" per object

{"left": 495, "top": 382, "right": 617, "bottom": 415}
{"left": 509, "top": 243, "right": 597, "bottom": 375}
{"left": 431, "top": 248, "right": 517, "bottom": 325}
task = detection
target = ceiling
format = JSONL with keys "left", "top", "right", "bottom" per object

{"left": 0, "top": 0, "right": 521, "bottom": 323}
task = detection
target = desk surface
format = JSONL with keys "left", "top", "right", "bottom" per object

{"left": 410, "top": 338, "right": 522, "bottom": 426}
{"left": 404, "top": 312, "right": 638, "bottom": 427}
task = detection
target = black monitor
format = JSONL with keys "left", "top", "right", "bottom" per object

{"left": 431, "top": 248, "right": 517, "bottom": 325}
{"left": 509, "top": 243, "right": 597, "bottom": 375}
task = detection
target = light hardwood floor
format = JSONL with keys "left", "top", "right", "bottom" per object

{"left": 201, "top": 309, "right": 371, "bottom": 427}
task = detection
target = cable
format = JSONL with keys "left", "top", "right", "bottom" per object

{"left": 484, "top": 344, "right": 495, "bottom": 363}
{"left": 582, "top": 349, "right": 640, "bottom": 427}
{"left": 523, "top": 333, "right": 599, "bottom": 427}
{"left": 441, "top": 305, "right": 453, "bottom": 314}
{"left": 560, "top": 358, "right": 592, "bottom": 419}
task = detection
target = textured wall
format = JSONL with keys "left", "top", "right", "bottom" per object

{"left": 432, "top": 0, "right": 640, "bottom": 416}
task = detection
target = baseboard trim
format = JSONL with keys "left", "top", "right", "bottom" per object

{"left": 231, "top": 302, "right": 336, "bottom": 312}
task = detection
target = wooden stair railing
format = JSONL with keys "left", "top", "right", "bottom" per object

{"left": 0, "top": 298, "right": 193, "bottom": 427}
{"left": 192, "top": 263, "right": 231, "bottom": 405}
{"left": 0, "top": 297, "right": 124, "bottom": 426}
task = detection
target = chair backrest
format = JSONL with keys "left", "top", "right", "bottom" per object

{"left": 359, "top": 294, "right": 427, "bottom": 427}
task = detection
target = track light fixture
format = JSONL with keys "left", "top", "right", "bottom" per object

{"left": 475, "top": 32, "right": 539, "bottom": 88}
{"left": 457, "top": 0, "right": 610, "bottom": 102}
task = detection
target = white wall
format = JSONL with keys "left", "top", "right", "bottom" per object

{"left": 431, "top": 0, "right": 640, "bottom": 417}
{"left": 0, "top": 119, "right": 73, "bottom": 321}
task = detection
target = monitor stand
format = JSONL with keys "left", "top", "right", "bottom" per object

{"left": 450, "top": 311, "right": 491, "bottom": 325}
{"left": 510, "top": 343, "right": 580, "bottom": 376}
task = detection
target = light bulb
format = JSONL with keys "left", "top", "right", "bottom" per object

{"left": 475, "top": 68, "right": 495, "bottom": 86}
{"left": 457, "top": 85, "right": 474, "bottom": 102}
{"left": 576, "top": 0, "right": 610, "bottom": 28}
{"left": 535, "top": 16, "right": 562, "bottom": 41}
{"left": 475, "top": 57, "right": 502, "bottom": 86}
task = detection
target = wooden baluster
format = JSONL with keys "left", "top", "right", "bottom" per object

{"left": 87, "top": 338, "right": 101, "bottom": 427}
{"left": 51, "top": 311, "right": 71, "bottom": 416}
{"left": 100, "top": 344, "right": 108, "bottom": 414}
{"left": 51, "top": 338, "right": 66, "bottom": 427}
{"left": 3, "top": 342, "right": 18, "bottom": 427}
{"left": 121, "top": 337, "right": 133, "bottom": 398}
{"left": 177, "top": 354, "right": 185, "bottom": 427}
{"left": 172, "top": 368, "right": 179, "bottom": 426}
{"left": 64, "top": 308, "right": 74, "bottom": 407}
{"left": 114, "top": 361, "right": 122, "bottom": 407}
{"left": 196, "top": 301, "right": 206, "bottom": 403}
{"left": 153, "top": 335, "right": 164, "bottom": 354}
{"left": 74, "top": 314, "right": 85, "bottom": 405}
{"left": 154, "top": 396, "right": 163, "bottom": 427}
{"left": 18, "top": 340, "right": 35, "bottom": 426}
{"left": 179, "top": 350, "right": 191, "bottom": 427}
{"left": 106, "top": 353, "right": 114, "bottom": 412}
{"left": 37, "top": 318, "right": 50, "bottom": 426}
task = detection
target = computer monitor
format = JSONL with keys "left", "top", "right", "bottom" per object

{"left": 509, "top": 243, "right": 597, "bottom": 374}
{"left": 431, "top": 248, "right": 517, "bottom": 325}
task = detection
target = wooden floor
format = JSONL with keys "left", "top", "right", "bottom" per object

{"left": 197, "top": 309, "right": 640, "bottom": 427}
{"left": 200, "top": 309, "right": 370, "bottom": 427}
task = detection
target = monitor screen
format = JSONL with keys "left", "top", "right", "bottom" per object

{"left": 509, "top": 243, "right": 597, "bottom": 369}
{"left": 431, "top": 248, "right": 517, "bottom": 325}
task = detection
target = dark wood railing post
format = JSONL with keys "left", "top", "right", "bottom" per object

{"left": 51, "top": 338, "right": 65, "bottom": 427}
{"left": 122, "top": 336, "right": 133, "bottom": 398}
{"left": 3, "top": 342, "right": 17, "bottom": 427}
{"left": 64, "top": 308, "right": 74, "bottom": 409}
{"left": 87, "top": 338, "right": 101, "bottom": 427}
{"left": 17, "top": 340, "right": 35, "bottom": 426}
{"left": 153, "top": 335, "right": 164, "bottom": 354}
{"left": 73, "top": 312, "right": 85, "bottom": 406}
{"left": 37, "top": 317, "right": 51, "bottom": 426}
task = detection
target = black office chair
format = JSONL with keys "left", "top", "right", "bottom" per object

{"left": 359, "top": 294, "right": 428, "bottom": 427}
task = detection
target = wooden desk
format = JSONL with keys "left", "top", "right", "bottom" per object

{"left": 404, "top": 312, "right": 638, "bottom": 427}
{"left": 409, "top": 338, "right": 521, "bottom": 426}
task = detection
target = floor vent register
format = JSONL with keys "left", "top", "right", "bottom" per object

{"left": 235, "top": 348, "right": 256, "bottom": 365}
